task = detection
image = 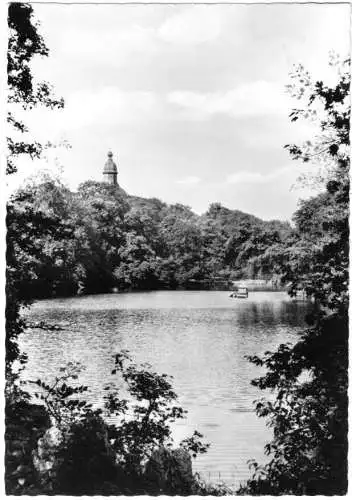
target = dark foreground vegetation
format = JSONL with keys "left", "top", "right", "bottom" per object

{"left": 237, "top": 55, "right": 350, "bottom": 494}
{"left": 7, "top": 351, "right": 232, "bottom": 495}
{"left": 6, "top": 2, "right": 349, "bottom": 495}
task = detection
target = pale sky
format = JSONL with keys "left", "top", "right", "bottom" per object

{"left": 6, "top": 2, "right": 351, "bottom": 220}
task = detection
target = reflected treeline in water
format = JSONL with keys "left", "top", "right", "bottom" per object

{"left": 234, "top": 300, "right": 310, "bottom": 328}
{"left": 20, "top": 291, "right": 311, "bottom": 488}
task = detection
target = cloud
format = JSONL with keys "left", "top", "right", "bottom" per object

{"left": 12, "top": 87, "right": 160, "bottom": 143}
{"left": 158, "top": 6, "right": 223, "bottom": 45}
{"left": 227, "top": 171, "right": 268, "bottom": 185}
{"left": 300, "top": 8, "right": 350, "bottom": 82}
{"left": 167, "top": 80, "right": 291, "bottom": 119}
{"left": 63, "top": 87, "right": 158, "bottom": 129}
{"left": 11, "top": 3, "right": 348, "bottom": 221}
{"left": 227, "top": 166, "right": 295, "bottom": 185}
{"left": 58, "top": 25, "right": 158, "bottom": 68}
{"left": 176, "top": 176, "right": 201, "bottom": 185}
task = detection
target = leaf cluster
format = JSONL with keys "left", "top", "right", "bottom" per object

{"left": 7, "top": 3, "right": 64, "bottom": 174}
{"left": 239, "top": 57, "right": 349, "bottom": 495}
{"left": 25, "top": 352, "right": 210, "bottom": 495}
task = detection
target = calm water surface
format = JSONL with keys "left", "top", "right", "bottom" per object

{"left": 20, "top": 291, "right": 309, "bottom": 488}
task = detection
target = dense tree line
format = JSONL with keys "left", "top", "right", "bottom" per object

{"left": 8, "top": 177, "right": 292, "bottom": 298}
{"left": 6, "top": 4, "right": 227, "bottom": 495}
{"left": 6, "top": 2, "right": 349, "bottom": 496}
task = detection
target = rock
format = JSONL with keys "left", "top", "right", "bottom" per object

{"left": 5, "top": 401, "right": 51, "bottom": 494}
{"left": 32, "top": 425, "right": 63, "bottom": 485}
{"left": 172, "top": 448, "right": 193, "bottom": 483}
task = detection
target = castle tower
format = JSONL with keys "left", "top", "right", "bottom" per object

{"left": 103, "top": 151, "right": 118, "bottom": 185}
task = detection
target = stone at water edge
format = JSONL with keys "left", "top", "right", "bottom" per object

{"left": 33, "top": 425, "right": 63, "bottom": 477}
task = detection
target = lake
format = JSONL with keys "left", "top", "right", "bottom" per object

{"left": 19, "top": 290, "right": 310, "bottom": 489}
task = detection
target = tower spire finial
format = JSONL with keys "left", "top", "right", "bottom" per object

{"left": 103, "top": 150, "right": 118, "bottom": 185}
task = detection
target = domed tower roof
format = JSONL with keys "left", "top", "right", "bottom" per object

{"left": 103, "top": 151, "right": 118, "bottom": 174}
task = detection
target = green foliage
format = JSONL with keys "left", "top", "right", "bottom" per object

{"left": 180, "top": 430, "right": 210, "bottom": 458}
{"left": 285, "top": 56, "right": 350, "bottom": 175}
{"left": 5, "top": 399, "right": 51, "bottom": 494}
{"left": 7, "top": 3, "right": 64, "bottom": 174}
{"left": 6, "top": 8, "right": 69, "bottom": 494}
{"left": 32, "top": 362, "right": 92, "bottom": 427}
{"left": 11, "top": 175, "right": 292, "bottom": 297}
{"left": 6, "top": 189, "right": 74, "bottom": 371}
{"left": 5, "top": 5, "right": 220, "bottom": 497}
{"left": 238, "top": 57, "right": 349, "bottom": 495}
{"left": 52, "top": 413, "right": 123, "bottom": 495}
{"left": 24, "top": 352, "right": 211, "bottom": 495}
{"left": 6, "top": 2, "right": 67, "bottom": 372}
{"left": 238, "top": 314, "right": 348, "bottom": 495}
{"left": 193, "top": 474, "right": 234, "bottom": 496}
{"left": 9, "top": 5, "right": 349, "bottom": 496}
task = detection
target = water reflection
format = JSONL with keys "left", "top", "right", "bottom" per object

{"left": 20, "top": 291, "right": 310, "bottom": 488}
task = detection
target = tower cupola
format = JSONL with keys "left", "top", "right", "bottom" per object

{"left": 103, "top": 151, "right": 118, "bottom": 185}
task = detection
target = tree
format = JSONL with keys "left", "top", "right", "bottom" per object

{"left": 7, "top": 3, "right": 64, "bottom": 174}
{"left": 114, "top": 232, "right": 159, "bottom": 290}
{"left": 6, "top": 191, "right": 74, "bottom": 371}
{"left": 6, "top": 5, "right": 67, "bottom": 494}
{"left": 28, "top": 353, "right": 210, "bottom": 495}
{"left": 5, "top": 5, "right": 222, "bottom": 496}
{"left": 160, "top": 214, "right": 205, "bottom": 286}
{"left": 238, "top": 57, "right": 349, "bottom": 495}
{"left": 6, "top": 1, "right": 66, "bottom": 366}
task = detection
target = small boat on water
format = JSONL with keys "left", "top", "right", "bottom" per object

{"left": 229, "top": 286, "right": 249, "bottom": 299}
